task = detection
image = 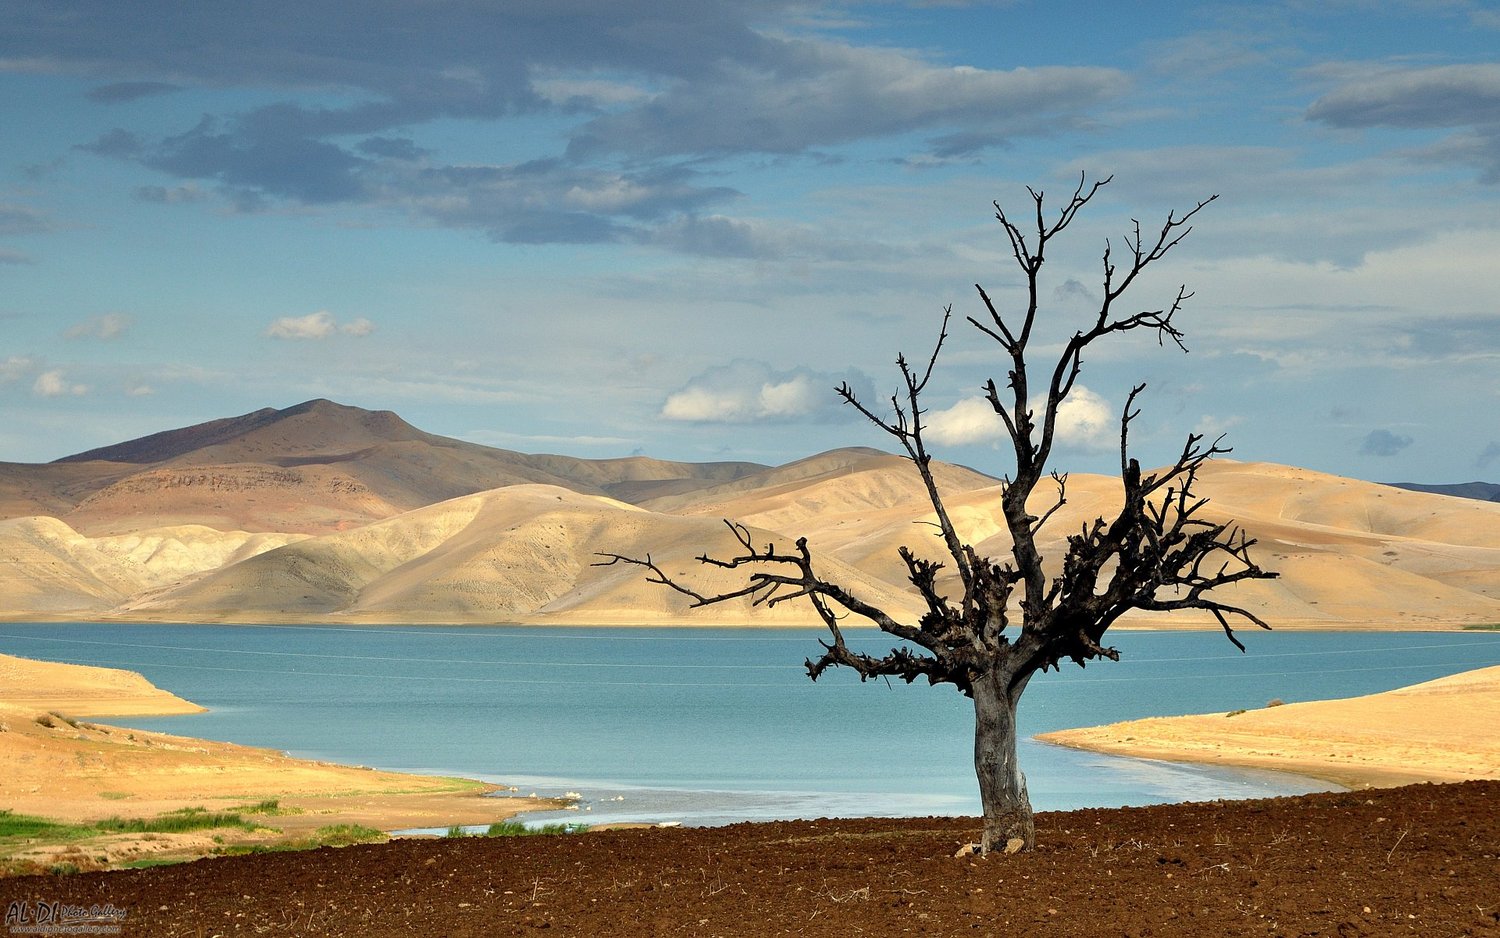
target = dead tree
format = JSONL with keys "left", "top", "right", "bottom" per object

{"left": 597, "top": 174, "right": 1277, "bottom": 854}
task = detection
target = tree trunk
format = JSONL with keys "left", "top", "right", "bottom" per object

{"left": 972, "top": 668, "right": 1034, "bottom": 853}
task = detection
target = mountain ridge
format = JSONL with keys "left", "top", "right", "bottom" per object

{"left": 1388, "top": 481, "right": 1500, "bottom": 503}
{"left": 2, "top": 401, "right": 1498, "bottom": 628}
{"left": 5, "top": 399, "right": 778, "bottom": 535}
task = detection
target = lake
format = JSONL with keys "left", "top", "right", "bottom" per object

{"left": 2, "top": 623, "right": 1497, "bottom": 827}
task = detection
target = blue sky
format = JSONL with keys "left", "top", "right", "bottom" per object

{"left": 2, "top": 1, "right": 1497, "bottom": 483}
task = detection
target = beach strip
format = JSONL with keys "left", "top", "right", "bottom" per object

{"left": 1037, "top": 665, "right": 1500, "bottom": 790}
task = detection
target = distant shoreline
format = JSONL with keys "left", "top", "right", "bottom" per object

{"left": 1, "top": 613, "right": 1493, "bottom": 631}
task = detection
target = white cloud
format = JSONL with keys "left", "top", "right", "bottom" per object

{"left": 65, "top": 313, "right": 131, "bottom": 340}
{"left": 33, "top": 369, "right": 87, "bottom": 397}
{"left": 661, "top": 386, "right": 750, "bottom": 422}
{"left": 1194, "top": 414, "right": 1244, "bottom": 439}
{"left": 532, "top": 75, "right": 652, "bottom": 108}
{"left": 467, "top": 428, "right": 638, "bottom": 449}
{"left": 660, "top": 361, "right": 861, "bottom": 424}
{"left": 1305, "top": 63, "right": 1500, "bottom": 131}
{"left": 924, "top": 386, "right": 1116, "bottom": 450}
{"left": 0, "top": 356, "right": 35, "bottom": 382}
{"left": 264, "top": 310, "right": 374, "bottom": 340}
{"left": 757, "top": 375, "right": 818, "bottom": 418}
{"left": 925, "top": 396, "right": 1005, "bottom": 446}
{"left": 266, "top": 311, "right": 335, "bottom": 339}
{"left": 1054, "top": 386, "right": 1115, "bottom": 449}
{"left": 659, "top": 377, "right": 820, "bottom": 422}
{"left": 576, "top": 44, "right": 1124, "bottom": 158}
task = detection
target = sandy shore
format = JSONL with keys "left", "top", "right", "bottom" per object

{"left": 1038, "top": 664, "right": 1500, "bottom": 789}
{"left": 0, "top": 653, "right": 557, "bottom": 871}
{"left": 0, "top": 652, "right": 205, "bottom": 716}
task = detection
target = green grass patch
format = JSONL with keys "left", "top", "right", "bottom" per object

{"left": 232, "top": 799, "right": 303, "bottom": 817}
{"left": 443, "top": 819, "right": 587, "bottom": 838}
{"left": 97, "top": 791, "right": 132, "bottom": 801}
{"left": 485, "top": 820, "right": 588, "bottom": 837}
{"left": 95, "top": 807, "right": 258, "bottom": 835}
{"left": 2, "top": 810, "right": 384, "bottom": 873}
{"left": 211, "top": 824, "right": 386, "bottom": 857}
{"left": 0, "top": 810, "right": 91, "bottom": 842}
{"left": 1462, "top": 623, "right": 1500, "bottom": 631}
{"left": 119, "top": 857, "right": 186, "bottom": 870}
{"left": 311, "top": 824, "right": 385, "bottom": 846}
{"left": 1, "top": 806, "right": 263, "bottom": 846}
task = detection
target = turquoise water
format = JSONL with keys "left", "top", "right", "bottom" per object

{"left": 2, "top": 624, "right": 1497, "bottom": 827}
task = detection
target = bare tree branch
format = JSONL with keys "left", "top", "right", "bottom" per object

{"left": 605, "top": 175, "right": 1274, "bottom": 855}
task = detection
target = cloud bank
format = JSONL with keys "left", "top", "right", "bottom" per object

{"left": 7, "top": 0, "right": 1125, "bottom": 251}
{"left": 924, "top": 387, "right": 1116, "bottom": 450}
{"left": 264, "top": 311, "right": 374, "bottom": 340}
{"left": 660, "top": 361, "right": 868, "bottom": 424}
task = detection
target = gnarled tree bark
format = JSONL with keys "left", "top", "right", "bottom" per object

{"left": 973, "top": 667, "right": 1033, "bottom": 853}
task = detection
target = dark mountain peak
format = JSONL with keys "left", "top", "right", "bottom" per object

{"left": 53, "top": 399, "right": 429, "bottom": 465}
{"left": 281, "top": 398, "right": 393, "bottom": 421}
{"left": 273, "top": 399, "right": 424, "bottom": 439}
{"left": 1387, "top": 481, "right": 1500, "bottom": 503}
{"left": 55, "top": 407, "right": 285, "bottom": 464}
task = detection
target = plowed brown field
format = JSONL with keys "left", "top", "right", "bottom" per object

{"left": 3, "top": 780, "right": 1496, "bottom": 937}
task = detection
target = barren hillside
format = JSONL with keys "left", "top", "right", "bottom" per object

{"left": 2, "top": 403, "right": 1496, "bottom": 627}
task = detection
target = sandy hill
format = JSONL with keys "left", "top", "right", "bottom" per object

{"left": 650, "top": 451, "right": 1003, "bottom": 590}
{"left": 116, "top": 484, "right": 922, "bottom": 624}
{"left": 0, "top": 400, "right": 770, "bottom": 536}
{"left": 520, "top": 453, "right": 767, "bottom": 504}
{"left": 1, "top": 402, "right": 1497, "bottom": 627}
{"left": 1166, "top": 461, "right": 1500, "bottom": 628}
{"left": 648, "top": 458, "right": 1500, "bottom": 630}
{"left": 0, "top": 515, "right": 306, "bottom": 617}
{"left": 921, "top": 461, "right": 1500, "bottom": 630}
{"left": 1040, "top": 664, "right": 1500, "bottom": 788}
{"left": 638, "top": 447, "right": 909, "bottom": 512}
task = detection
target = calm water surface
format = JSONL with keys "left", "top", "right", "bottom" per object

{"left": 2, "top": 624, "right": 1496, "bottom": 827}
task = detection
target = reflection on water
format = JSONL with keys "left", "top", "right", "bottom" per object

{"left": 2, "top": 623, "right": 1496, "bottom": 827}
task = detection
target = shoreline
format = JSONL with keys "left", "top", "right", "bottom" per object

{"left": 1038, "top": 734, "right": 1439, "bottom": 792}
{"left": 1037, "top": 665, "right": 1500, "bottom": 791}
{"left": 0, "top": 653, "right": 560, "bottom": 873}
{"left": 6, "top": 633, "right": 1500, "bottom": 871}
{"left": 3, "top": 613, "right": 1495, "bottom": 631}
